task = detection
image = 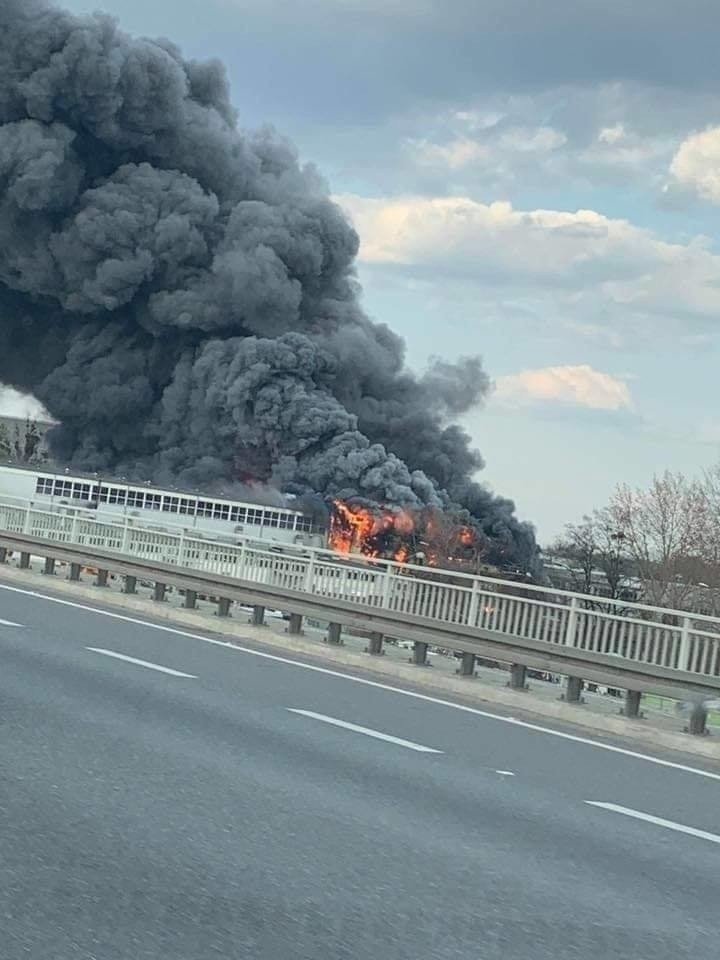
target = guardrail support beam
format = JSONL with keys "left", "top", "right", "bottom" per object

{"left": 366, "top": 632, "right": 384, "bottom": 656}
{"left": 622, "top": 690, "right": 642, "bottom": 718}
{"left": 5, "top": 517, "right": 720, "bottom": 714}
{"left": 43, "top": 557, "right": 55, "bottom": 576}
{"left": 327, "top": 622, "right": 343, "bottom": 645}
{"left": 563, "top": 676, "right": 584, "bottom": 703}
{"left": 411, "top": 641, "right": 429, "bottom": 665}
{"left": 457, "top": 651, "right": 476, "bottom": 677}
{"left": 686, "top": 702, "right": 708, "bottom": 736}
{"left": 250, "top": 605, "right": 265, "bottom": 626}
{"left": 217, "top": 597, "right": 231, "bottom": 618}
{"left": 287, "top": 613, "right": 303, "bottom": 635}
{"left": 183, "top": 589, "right": 197, "bottom": 610}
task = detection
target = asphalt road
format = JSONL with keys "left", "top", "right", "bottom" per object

{"left": 0, "top": 581, "right": 718, "bottom": 959}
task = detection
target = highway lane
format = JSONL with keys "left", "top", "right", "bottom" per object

{"left": 0, "top": 584, "right": 718, "bottom": 958}
{"left": 2, "top": 581, "right": 720, "bottom": 822}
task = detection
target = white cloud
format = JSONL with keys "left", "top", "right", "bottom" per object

{"left": 0, "top": 386, "right": 51, "bottom": 421}
{"left": 412, "top": 137, "right": 490, "bottom": 170}
{"left": 598, "top": 124, "right": 626, "bottom": 145}
{"left": 410, "top": 124, "right": 566, "bottom": 172}
{"left": 581, "top": 122, "right": 672, "bottom": 171}
{"left": 669, "top": 126, "right": 720, "bottom": 202}
{"left": 335, "top": 193, "right": 720, "bottom": 334}
{"left": 494, "top": 365, "right": 632, "bottom": 411}
{"left": 392, "top": 87, "right": 690, "bottom": 197}
{"left": 497, "top": 126, "right": 567, "bottom": 153}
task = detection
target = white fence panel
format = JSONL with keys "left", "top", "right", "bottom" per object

{"left": 4, "top": 503, "right": 720, "bottom": 681}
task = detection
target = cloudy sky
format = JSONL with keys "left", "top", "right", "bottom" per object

{"left": 47, "top": 0, "right": 720, "bottom": 541}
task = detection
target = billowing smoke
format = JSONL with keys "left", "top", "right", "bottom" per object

{"left": 0, "top": 0, "right": 537, "bottom": 571}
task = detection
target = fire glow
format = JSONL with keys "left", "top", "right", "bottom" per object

{"left": 328, "top": 500, "right": 415, "bottom": 562}
{"left": 328, "top": 499, "right": 479, "bottom": 568}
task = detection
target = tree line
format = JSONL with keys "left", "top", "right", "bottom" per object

{"left": 547, "top": 467, "right": 720, "bottom": 614}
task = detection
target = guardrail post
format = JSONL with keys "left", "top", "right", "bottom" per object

{"left": 327, "top": 622, "right": 343, "bottom": 645}
{"left": 564, "top": 598, "right": 579, "bottom": 647}
{"left": 23, "top": 503, "right": 31, "bottom": 534}
{"left": 0, "top": 547, "right": 7, "bottom": 564}
{"left": 286, "top": 613, "right": 303, "bottom": 635}
{"left": 177, "top": 531, "right": 185, "bottom": 566}
{"left": 70, "top": 516, "right": 78, "bottom": 543}
{"left": 380, "top": 567, "right": 395, "bottom": 609}
{"left": 123, "top": 575, "right": 137, "bottom": 594}
{"left": 563, "top": 676, "right": 584, "bottom": 703}
{"left": 235, "top": 542, "right": 246, "bottom": 580}
{"left": 43, "top": 557, "right": 55, "bottom": 576}
{"left": 366, "top": 632, "right": 384, "bottom": 655}
{"left": 95, "top": 568, "right": 108, "bottom": 588}
{"left": 678, "top": 617, "right": 692, "bottom": 671}
{"left": 217, "top": 598, "right": 231, "bottom": 618}
{"left": 19, "top": 552, "right": 30, "bottom": 570}
{"left": 120, "top": 521, "right": 130, "bottom": 553}
{"left": 457, "top": 651, "right": 476, "bottom": 676}
{"left": 153, "top": 582, "right": 166, "bottom": 602}
{"left": 68, "top": 562, "right": 81, "bottom": 582}
{"left": 622, "top": 690, "right": 642, "bottom": 718}
{"left": 467, "top": 581, "right": 480, "bottom": 627}
{"left": 686, "top": 701, "right": 708, "bottom": 736}
{"left": 250, "top": 605, "right": 265, "bottom": 626}
{"left": 303, "top": 552, "right": 316, "bottom": 593}
{"left": 183, "top": 589, "right": 197, "bottom": 609}
{"left": 508, "top": 663, "right": 527, "bottom": 689}
{"left": 411, "top": 641, "right": 429, "bottom": 666}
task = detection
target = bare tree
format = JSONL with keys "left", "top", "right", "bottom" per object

{"left": 548, "top": 516, "right": 597, "bottom": 594}
{"left": 692, "top": 462, "right": 720, "bottom": 615}
{"left": 592, "top": 504, "right": 633, "bottom": 601}
{"left": 548, "top": 508, "right": 632, "bottom": 605}
{"left": 609, "top": 471, "right": 707, "bottom": 611}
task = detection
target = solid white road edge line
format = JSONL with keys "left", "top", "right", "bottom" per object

{"left": 0, "top": 617, "right": 22, "bottom": 626}
{"left": 86, "top": 647, "right": 197, "bottom": 678}
{"left": 1, "top": 582, "right": 719, "bottom": 782}
{"left": 586, "top": 801, "right": 720, "bottom": 845}
{"left": 288, "top": 709, "right": 443, "bottom": 753}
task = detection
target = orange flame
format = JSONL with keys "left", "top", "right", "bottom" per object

{"left": 329, "top": 500, "right": 415, "bottom": 562}
{"left": 329, "top": 500, "right": 377, "bottom": 555}
{"left": 328, "top": 501, "right": 481, "bottom": 568}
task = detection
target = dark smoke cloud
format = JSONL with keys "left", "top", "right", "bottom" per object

{"left": 0, "top": 0, "right": 537, "bottom": 570}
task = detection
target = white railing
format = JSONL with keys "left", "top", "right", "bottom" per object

{"left": 2, "top": 500, "right": 720, "bottom": 681}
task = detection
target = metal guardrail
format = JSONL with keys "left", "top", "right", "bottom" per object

{"left": 1, "top": 501, "right": 719, "bottom": 712}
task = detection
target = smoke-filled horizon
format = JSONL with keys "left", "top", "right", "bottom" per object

{"left": 0, "top": 0, "right": 537, "bottom": 570}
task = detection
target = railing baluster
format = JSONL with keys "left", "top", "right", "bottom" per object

{"left": 6, "top": 499, "right": 720, "bottom": 688}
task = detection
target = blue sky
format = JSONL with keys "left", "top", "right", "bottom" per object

{"left": 19, "top": 0, "right": 720, "bottom": 542}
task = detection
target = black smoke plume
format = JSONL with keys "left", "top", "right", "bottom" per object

{"left": 0, "top": 0, "right": 537, "bottom": 571}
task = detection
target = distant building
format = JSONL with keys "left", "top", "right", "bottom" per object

{"left": 543, "top": 556, "right": 640, "bottom": 603}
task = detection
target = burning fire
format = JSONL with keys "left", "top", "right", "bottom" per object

{"left": 328, "top": 500, "right": 415, "bottom": 562}
{"left": 328, "top": 500, "right": 481, "bottom": 568}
